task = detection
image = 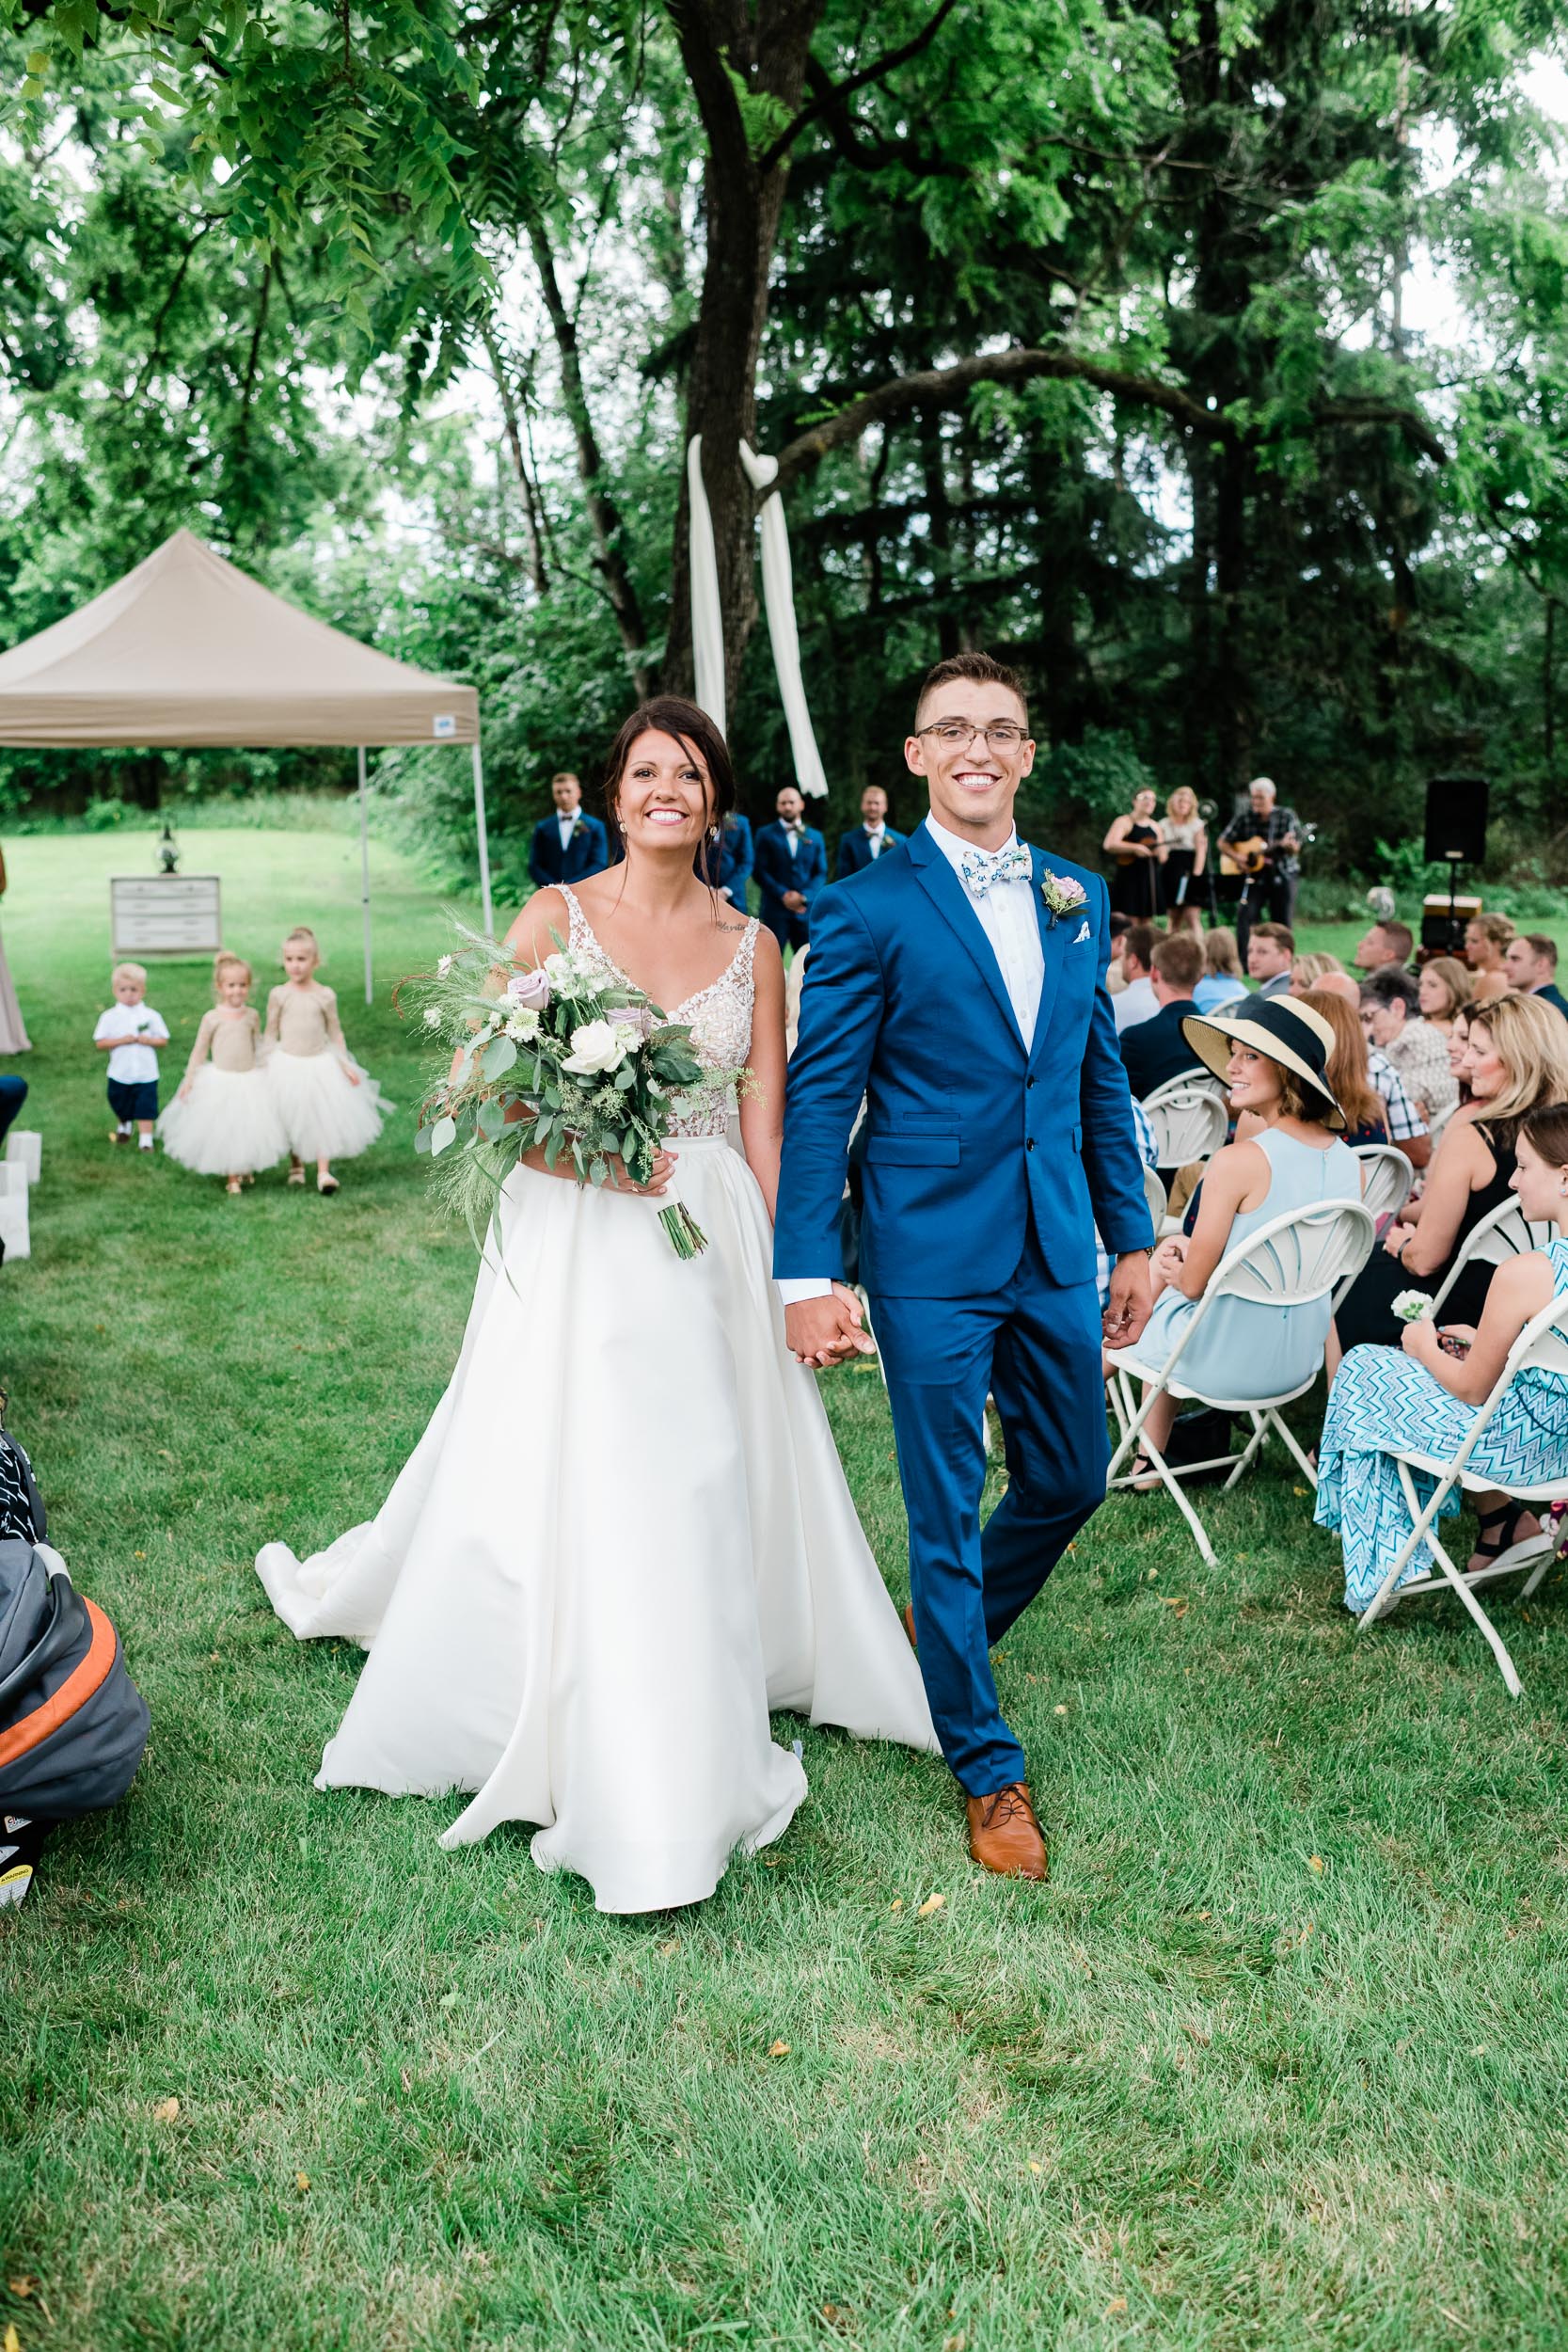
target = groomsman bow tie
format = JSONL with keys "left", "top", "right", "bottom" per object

{"left": 959, "top": 842, "right": 1033, "bottom": 898}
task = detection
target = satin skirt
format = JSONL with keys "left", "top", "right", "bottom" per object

{"left": 256, "top": 1136, "right": 937, "bottom": 1914}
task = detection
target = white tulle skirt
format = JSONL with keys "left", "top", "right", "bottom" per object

{"left": 157, "top": 1065, "right": 289, "bottom": 1177}
{"left": 266, "top": 1048, "right": 389, "bottom": 1163}
{"left": 256, "top": 1135, "right": 938, "bottom": 1914}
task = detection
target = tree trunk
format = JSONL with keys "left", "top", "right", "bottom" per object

{"left": 662, "top": 0, "right": 824, "bottom": 708}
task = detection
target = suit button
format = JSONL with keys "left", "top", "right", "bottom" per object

{"left": 1026, "top": 1078, "right": 1036, "bottom": 1090}
{"left": 1026, "top": 1137, "right": 1036, "bottom": 1152}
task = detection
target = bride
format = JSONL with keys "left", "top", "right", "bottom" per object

{"left": 257, "top": 696, "right": 937, "bottom": 1913}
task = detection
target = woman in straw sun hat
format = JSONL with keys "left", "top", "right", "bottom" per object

{"left": 1110, "top": 995, "right": 1363, "bottom": 1484}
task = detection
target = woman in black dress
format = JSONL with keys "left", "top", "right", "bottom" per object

{"left": 1333, "top": 992, "right": 1568, "bottom": 1356}
{"left": 1103, "top": 787, "right": 1165, "bottom": 920}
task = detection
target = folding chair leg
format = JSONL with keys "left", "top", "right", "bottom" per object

{"left": 1267, "top": 1409, "right": 1320, "bottom": 1489}
{"left": 1222, "top": 1411, "right": 1267, "bottom": 1492}
{"left": 1360, "top": 1461, "right": 1524, "bottom": 1694}
{"left": 1520, "top": 1510, "right": 1568, "bottom": 1600}
{"left": 1423, "top": 1530, "right": 1525, "bottom": 1697}
{"left": 1143, "top": 1437, "right": 1218, "bottom": 1565}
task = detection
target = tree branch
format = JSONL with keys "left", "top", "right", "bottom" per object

{"left": 756, "top": 0, "right": 964, "bottom": 175}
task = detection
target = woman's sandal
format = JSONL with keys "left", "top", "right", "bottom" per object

{"left": 225, "top": 1176, "right": 243, "bottom": 1196}
{"left": 287, "top": 1159, "right": 306, "bottom": 1186}
{"left": 317, "top": 1171, "right": 341, "bottom": 1196}
{"left": 1466, "top": 1502, "right": 1542, "bottom": 1577}
{"left": 1127, "top": 1452, "right": 1162, "bottom": 1493}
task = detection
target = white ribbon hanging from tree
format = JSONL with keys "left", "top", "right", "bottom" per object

{"left": 685, "top": 434, "right": 828, "bottom": 799}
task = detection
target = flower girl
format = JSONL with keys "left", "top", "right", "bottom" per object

{"left": 263, "top": 927, "right": 388, "bottom": 1193}
{"left": 158, "top": 953, "right": 286, "bottom": 1194}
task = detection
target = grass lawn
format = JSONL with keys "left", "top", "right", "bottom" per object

{"left": 4, "top": 834, "right": 1568, "bottom": 2352}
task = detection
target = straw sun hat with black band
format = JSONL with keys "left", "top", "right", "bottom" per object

{"left": 1179, "top": 995, "right": 1347, "bottom": 1132}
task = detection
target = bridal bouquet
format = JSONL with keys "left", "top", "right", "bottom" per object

{"left": 411, "top": 930, "right": 723, "bottom": 1259}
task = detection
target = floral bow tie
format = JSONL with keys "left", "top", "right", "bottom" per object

{"left": 958, "top": 841, "right": 1033, "bottom": 898}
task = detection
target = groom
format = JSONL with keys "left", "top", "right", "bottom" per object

{"left": 774, "top": 652, "right": 1153, "bottom": 1879}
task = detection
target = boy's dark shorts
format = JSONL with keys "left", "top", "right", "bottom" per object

{"left": 107, "top": 1078, "right": 159, "bottom": 1123}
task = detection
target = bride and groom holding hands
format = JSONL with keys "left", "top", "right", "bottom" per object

{"left": 258, "top": 650, "right": 1155, "bottom": 1914}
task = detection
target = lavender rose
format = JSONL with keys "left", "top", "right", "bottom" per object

{"left": 507, "top": 966, "right": 552, "bottom": 1010}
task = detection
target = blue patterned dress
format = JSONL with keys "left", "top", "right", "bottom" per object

{"left": 1317, "top": 1237, "right": 1568, "bottom": 1613}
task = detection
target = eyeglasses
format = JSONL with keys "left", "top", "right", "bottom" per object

{"left": 914, "top": 720, "right": 1030, "bottom": 750}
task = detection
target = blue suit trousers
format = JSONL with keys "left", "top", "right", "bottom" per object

{"left": 870, "top": 1221, "right": 1107, "bottom": 1795}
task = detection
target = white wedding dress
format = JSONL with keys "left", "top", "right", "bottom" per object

{"left": 257, "top": 889, "right": 937, "bottom": 1913}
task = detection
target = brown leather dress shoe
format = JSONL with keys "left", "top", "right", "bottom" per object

{"left": 902, "top": 1602, "right": 917, "bottom": 1653}
{"left": 966, "top": 1783, "right": 1048, "bottom": 1880}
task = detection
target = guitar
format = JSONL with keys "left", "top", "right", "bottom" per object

{"left": 1219, "top": 834, "right": 1270, "bottom": 879}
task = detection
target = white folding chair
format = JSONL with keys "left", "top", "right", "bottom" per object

{"left": 1105, "top": 1200, "right": 1378, "bottom": 1564}
{"left": 1426, "top": 1097, "right": 1457, "bottom": 1149}
{"left": 1356, "top": 1292, "right": 1568, "bottom": 1696}
{"left": 1142, "top": 1164, "right": 1167, "bottom": 1231}
{"left": 1431, "top": 1199, "right": 1556, "bottom": 1314}
{"left": 1353, "top": 1143, "right": 1414, "bottom": 1228}
{"left": 1139, "top": 1076, "right": 1229, "bottom": 1173}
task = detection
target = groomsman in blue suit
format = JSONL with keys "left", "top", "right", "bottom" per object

{"left": 753, "top": 785, "right": 827, "bottom": 951}
{"left": 703, "top": 808, "right": 753, "bottom": 909}
{"left": 527, "top": 771, "right": 610, "bottom": 891}
{"left": 836, "top": 784, "right": 905, "bottom": 879}
{"left": 774, "top": 651, "right": 1153, "bottom": 1882}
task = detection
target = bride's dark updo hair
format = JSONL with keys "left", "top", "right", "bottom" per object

{"left": 601, "top": 698, "right": 737, "bottom": 882}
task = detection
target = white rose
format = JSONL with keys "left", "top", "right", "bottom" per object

{"left": 1392, "top": 1289, "right": 1434, "bottom": 1323}
{"left": 545, "top": 951, "right": 583, "bottom": 994}
{"left": 423, "top": 1006, "right": 443, "bottom": 1028}
{"left": 562, "top": 1019, "right": 629, "bottom": 1075}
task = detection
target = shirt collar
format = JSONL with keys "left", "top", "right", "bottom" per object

{"left": 923, "top": 811, "right": 1021, "bottom": 877}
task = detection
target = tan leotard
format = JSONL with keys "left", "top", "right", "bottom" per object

{"left": 265, "top": 982, "right": 352, "bottom": 1065}
{"left": 182, "top": 1005, "right": 261, "bottom": 1081}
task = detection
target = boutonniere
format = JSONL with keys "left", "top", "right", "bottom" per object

{"left": 1040, "top": 869, "right": 1088, "bottom": 926}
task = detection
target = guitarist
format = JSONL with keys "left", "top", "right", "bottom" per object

{"left": 1218, "top": 775, "right": 1302, "bottom": 960}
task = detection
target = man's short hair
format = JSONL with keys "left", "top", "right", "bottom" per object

{"left": 1108, "top": 912, "right": 1132, "bottom": 941}
{"left": 1151, "top": 932, "right": 1204, "bottom": 993}
{"left": 1250, "top": 921, "right": 1295, "bottom": 956}
{"left": 1360, "top": 964, "right": 1420, "bottom": 1017}
{"left": 1373, "top": 918, "right": 1415, "bottom": 964}
{"left": 915, "top": 650, "right": 1028, "bottom": 726}
{"left": 1124, "top": 922, "right": 1157, "bottom": 973}
{"left": 1525, "top": 931, "right": 1560, "bottom": 971}
{"left": 550, "top": 771, "right": 579, "bottom": 787}
{"left": 1248, "top": 775, "right": 1277, "bottom": 798}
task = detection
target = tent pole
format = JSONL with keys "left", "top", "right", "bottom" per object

{"left": 357, "top": 745, "right": 373, "bottom": 1005}
{"left": 471, "top": 739, "right": 495, "bottom": 938}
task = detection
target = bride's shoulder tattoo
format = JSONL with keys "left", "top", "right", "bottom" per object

{"left": 717, "top": 916, "right": 747, "bottom": 933}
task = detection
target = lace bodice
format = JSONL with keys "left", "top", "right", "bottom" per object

{"left": 559, "top": 886, "right": 757, "bottom": 1138}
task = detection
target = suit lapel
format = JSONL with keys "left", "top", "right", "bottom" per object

{"left": 1026, "top": 847, "right": 1068, "bottom": 1073}
{"left": 908, "top": 826, "right": 1024, "bottom": 1052}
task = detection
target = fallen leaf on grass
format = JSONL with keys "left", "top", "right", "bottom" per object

{"left": 889, "top": 1899, "right": 903, "bottom": 1913}
{"left": 768, "top": 2040, "right": 791, "bottom": 2058}
{"left": 1105, "top": 2297, "right": 1129, "bottom": 2316}
{"left": 5, "top": 2284, "right": 32, "bottom": 2301}
{"left": 658, "top": 1938, "right": 680, "bottom": 1957}
{"left": 133, "top": 1550, "right": 147, "bottom": 1562}
{"left": 152, "top": 2096, "right": 180, "bottom": 2123}
{"left": 1053, "top": 1704, "right": 1069, "bottom": 1716}
{"left": 942, "top": 2335, "right": 967, "bottom": 2352}
{"left": 1028, "top": 2160, "right": 1042, "bottom": 2174}
{"left": 1161, "top": 1596, "right": 1186, "bottom": 1608}
{"left": 1308, "top": 1854, "right": 1324, "bottom": 1873}
{"left": 295, "top": 2171, "right": 310, "bottom": 2194}
{"left": 916, "top": 1893, "right": 945, "bottom": 1918}
{"left": 6, "top": 2321, "right": 20, "bottom": 2352}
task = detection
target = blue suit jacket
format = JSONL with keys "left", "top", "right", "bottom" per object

{"left": 754, "top": 820, "right": 827, "bottom": 912}
{"left": 837, "top": 824, "right": 907, "bottom": 880}
{"left": 700, "top": 812, "right": 752, "bottom": 902}
{"left": 528, "top": 811, "right": 610, "bottom": 891}
{"left": 774, "top": 829, "right": 1152, "bottom": 1297}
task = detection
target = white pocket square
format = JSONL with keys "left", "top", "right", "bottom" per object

{"left": 1073, "top": 920, "right": 1091, "bottom": 944}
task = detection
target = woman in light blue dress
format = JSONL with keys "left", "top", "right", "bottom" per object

{"left": 1318, "top": 1104, "right": 1568, "bottom": 1613}
{"left": 1118, "top": 995, "right": 1362, "bottom": 1480}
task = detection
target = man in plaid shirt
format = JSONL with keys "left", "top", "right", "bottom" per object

{"left": 1219, "top": 776, "right": 1302, "bottom": 957}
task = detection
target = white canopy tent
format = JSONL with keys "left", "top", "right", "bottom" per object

{"left": 0, "top": 529, "right": 489, "bottom": 999}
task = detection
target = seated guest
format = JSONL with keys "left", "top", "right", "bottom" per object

{"left": 1111, "top": 997, "right": 1359, "bottom": 1482}
{"left": 0, "top": 1073, "right": 24, "bottom": 1151}
{"left": 1290, "top": 951, "right": 1346, "bottom": 994}
{"left": 1316, "top": 973, "right": 1430, "bottom": 1166}
{"left": 1465, "top": 911, "right": 1514, "bottom": 1008}
{"left": 1504, "top": 930, "right": 1568, "bottom": 1019}
{"left": 754, "top": 785, "right": 826, "bottom": 952}
{"left": 1418, "top": 954, "right": 1473, "bottom": 1039}
{"left": 1121, "top": 931, "right": 1206, "bottom": 1099}
{"left": 527, "top": 771, "right": 610, "bottom": 891}
{"left": 1333, "top": 991, "right": 1568, "bottom": 1359}
{"left": 1195, "top": 925, "right": 1243, "bottom": 1012}
{"left": 837, "top": 785, "right": 904, "bottom": 878}
{"left": 704, "top": 808, "right": 753, "bottom": 909}
{"left": 1112, "top": 924, "right": 1159, "bottom": 1034}
{"left": 1318, "top": 1104, "right": 1568, "bottom": 1612}
{"left": 1295, "top": 989, "right": 1389, "bottom": 1146}
{"left": 1243, "top": 920, "right": 1295, "bottom": 1003}
{"left": 1360, "top": 966, "right": 1457, "bottom": 1123}
{"left": 1354, "top": 915, "right": 1414, "bottom": 973}
{"left": 1106, "top": 912, "right": 1133, "bottom": 994}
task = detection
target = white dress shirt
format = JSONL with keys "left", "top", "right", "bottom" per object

{"left": 777, "top": 813, "right": 1044, "bottom": 1304}
{"left": 864, "top": 822, "right": 887, "bottom": 858}
{"left": 1113, "top": 975, "right": 1158, "bottom": 1034}
{"left": 557, "top": 810, "right": 579, "bottom": 850}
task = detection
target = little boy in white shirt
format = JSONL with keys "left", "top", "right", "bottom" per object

{"left": 93, "top": 962, "right": 169, "bottom": 1152}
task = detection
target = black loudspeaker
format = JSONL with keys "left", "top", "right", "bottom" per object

{"left": 1423, "top": 773, "right": 1488, "bottom": 866}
